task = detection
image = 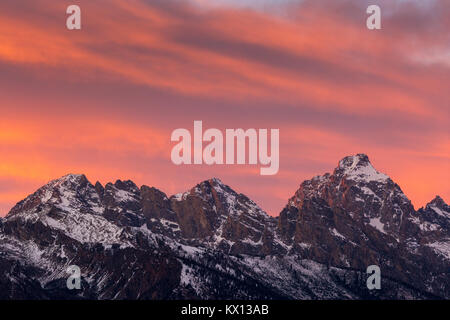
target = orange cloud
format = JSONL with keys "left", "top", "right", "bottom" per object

{"left": 0, "top": 0, "right": 448, "bottom": 216}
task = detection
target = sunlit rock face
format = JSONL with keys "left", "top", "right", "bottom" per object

{"left": 0, "top": 155, "right": 448, "bottom": 300}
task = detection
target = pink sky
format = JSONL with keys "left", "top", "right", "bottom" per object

{"left": 0, "top": 0, "right": 449, "bottom": 216}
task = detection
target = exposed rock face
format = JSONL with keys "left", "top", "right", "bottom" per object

{"left": 415, "top": 196, "right": 450, "bottom": 243}
{"left": 169, "top": 178, "right": 280, "bottom": 255}
{"left": 278, "top": 154, "right": 449, "bottom": 298}
{"left": 281, "top": 155, "right": 415, "bottom": 242}
{"left": 0, "top": 154, "right": 448, "bottom": 300}
{"left": 102, "top": 180, "right": 145, "bottom": 227}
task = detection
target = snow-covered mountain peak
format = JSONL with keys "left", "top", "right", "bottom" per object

{"left": 37, "top": 174, "right": 90, "bottom": 201}
{"left": 111, "top": 179, "right": 140, "bottom": 194}
{"left": 1, "top": 160, "right": 449, "bottom": 299}
{"left": 285, "top": 154, "right": 416, "bottom": 245}
{"left": 336, "top": 154, "right": 389, "bottom": 183}
{"left": 54, "top": 173, "right": 87, "bottom": 184}
{"left": 208, "top": 177, "right": 224, "bottom": 185}
{"left": 338, "top": 153, "right": 370, "bottom": 168}
{"left": 288, "top": 154, "right": 395, "bottom": 208}
{"left": 192, "top": 178, "right": 228, "bottom": 196}
{"left": 425, "top": 196, "right": 450, "bottom": 219}
{"left": 173, "top": 178, "right": 235, "bottom": 202}
{"left": 174, "top": 177, "right": 269, "bottom": 218}
{"left": 103, "top": 180, "right": 141, "bottom": 205}
{"left": 168, "top": 177, "right": 274, "bottom": 252}
{"left": 3, "top": 174, "right": 133, "bottom": 246}
{"left": 428, "top": 195, "right": 447, "bottom": 207}
{"left": 6, "top": 173, "right": 99, "bottom": 217}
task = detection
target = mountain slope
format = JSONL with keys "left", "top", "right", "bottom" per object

{"left": 0, "top": 154, "right": 448, "bottom": 299}
{"left": 278, "top": 154, "right": 449, "bottom": 297}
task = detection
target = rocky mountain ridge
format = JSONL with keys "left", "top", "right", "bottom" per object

{"left": 0, "top": 154, "right": 448, "bottom": 299}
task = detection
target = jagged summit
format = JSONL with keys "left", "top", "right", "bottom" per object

{"left": 423, "top": 195, "right": 450, "bottom": 219}
{"left": 335, "top": 154, "right": 389, "bottom": 183}
{"left": 58, "top": 173, "right": 86, "bottom": 180}
{"left": 289, "top": 153, "right": 403, "bottom": 207}
{"left": 285, "top": 153, "right": 418, "bottom": 253}
{"left": 207, "top": 177, "right": 224, "bottom": 185}
{"left": 193, "top": 177, "right": 229, "bottom": 194}
{"left": 47, "top": 173, "right": 88, "bottom": 186}
{"left": 7, "top": 173, "right": 94, "bottom": 217}
{"left": 428, "top": 195, "right": 447, "bottom": 207}
{"left": 338, "top": 153, "right": 371, "bottom": 168}
{"left": 172, "top": 177, "right": 240, "bottom": 203}
{"left": 0, "top": 155, "right": 449, "bottom": 300}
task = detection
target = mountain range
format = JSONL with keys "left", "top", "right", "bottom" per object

{"left": 0, "top": 154, "right": 448, "bottom": 299}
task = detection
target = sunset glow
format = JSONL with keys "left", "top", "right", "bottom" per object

{"left": 0, "top": 0, "right": 448, "bottom": 216}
